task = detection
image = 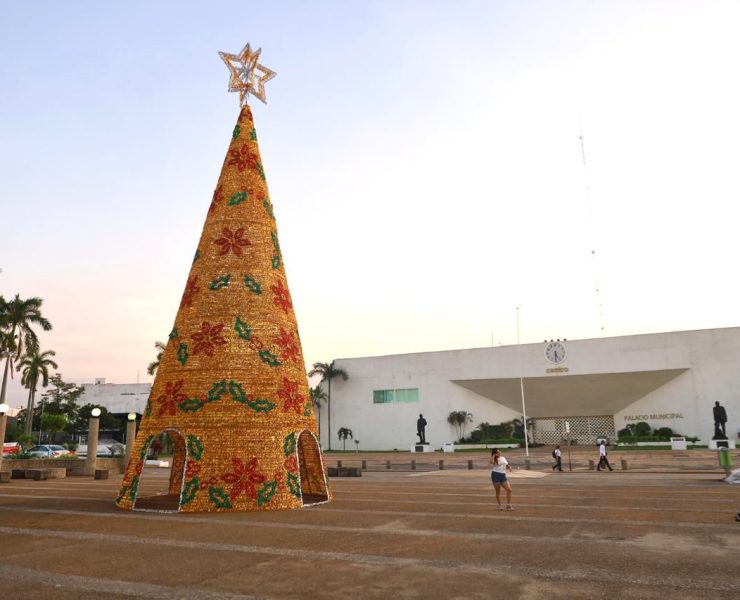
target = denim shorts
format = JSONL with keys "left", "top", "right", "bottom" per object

{"left": 491, "top": 471, "right": 507, "bottom": 484}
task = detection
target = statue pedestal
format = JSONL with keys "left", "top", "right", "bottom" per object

{"left": 411, "top": 444, "right": 434, "bottom": 453}
{"left": 709, "top": 439, "right": 736, "bottom": 450}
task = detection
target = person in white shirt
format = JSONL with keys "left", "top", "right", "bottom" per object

{"left": 597, "top": 441, "right": 613, "bottom": 471}
{"left": 552, "top": 445, "right": 563, "bottom": 471}
{"left": 490, "top": 448, "right": 514, "bottom": 510}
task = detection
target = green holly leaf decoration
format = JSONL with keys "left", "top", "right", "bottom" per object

{"left": 193, "top": 249, "right": 201, "bottom": 263}
{"left": 257, "top": 480, "right": 277, "bottom": 506}
{"left": 169, "top": 327, "right": 179, "bottom": 341}
{"left": 256, "top": 162, "right": 266, "bottom": 181}
{"left": 303, "top": 401, "right": 312, "bottom": 417}
{"left": 180, "top": 478, "right": 199, "bottom": 506}
{"left": 250, "top": 127, "right": 257, "bottom": 141}
{"left": 130, "top": 475, "right": 140, "bottom": 500}
{"left": 283, "top": 433, "right": 296, "bottom": 457}
{"left": 209, "top": 274, "right": 231, "bottom": 291}
{"left": 208, "top": 486, "right": 232, "bottom": 509}
{"left": 206, "top": 379, "right": 228, "bottom": 403}
{"left": 228, "top": 191, "right": 247, "bottom": 206}
{"left": 177, "top": 343, "right": 189, "bottom": 366}
{"left": 144, "top": 399, "right": 152, "bottom": 417}
{"left": 287, "top": 472, "right": 301, "bottom": 498}
{"left": 178, "top": 398, "right": 205, "bottom": 413}
{"left": 187, "top": 435, "right": 204, "bottom": 461}
{"left": 258, "top": 349, "right": 281, "bottom": 367}
{"left": 271, "top": 232, "right": 282, "bottom": 269}
{"left": 243, "top": 275, "right": 262, "bottom": 294}
{"left": 234, "top": 317, "right": 252, "bottom": 341}
{"left": 232, "top": 124, "right": 241, "bottom": 140}
{"left": 139, "top": 437, "right": 154, "bottom": 459}
{"left": 228, "top": 380, "right": 248, "bottom": 403}
{"left": 262, "top": 197, "right": 275, "bottom": 220}
{"left": 247, "top": 398, "right": 275, "bottom": 413}
{"left": 116, "top": 485, "right": 129, "bottom": 504}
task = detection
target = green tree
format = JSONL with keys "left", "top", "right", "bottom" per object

{"left": 0, "top": 295, "right": 52, "bottom": 411}
{"left": 447, "top": 410, "right": 474, "bottom": 441}
{"left": 308, "top": 361, "right": 348, "bottom": 451}
{"left": 41, "top": 413, "right": 67, "bottom": 445}
{"left": 147, "top": 341, "right": 167, "bottom": 376}
{"left": 511, "top": 417, "right": 534, "bottom": 442}
{"left": 72, "top": 404, "right": 121, "bottom": 435}
{"left": 39, "top": 373, "right": 84, "bottom": 426}
{"left": 337, "top": 427, "right": 353, "bottom": 451}
{"left": 310, "top": 385, "right": 328, "bottom": 440}
{"left": 17, "top": 348, "right": 58, "bottom": 436}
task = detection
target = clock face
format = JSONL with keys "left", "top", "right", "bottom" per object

{"left": 545, "top": 341, "right": 567, "bottom": 364}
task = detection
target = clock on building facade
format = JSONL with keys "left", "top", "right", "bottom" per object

{"left": 544, "top": 341, "right": 567, "bottom": 364}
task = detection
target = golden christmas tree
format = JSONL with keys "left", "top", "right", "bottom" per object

{"left": 116, "top": 43, "right": 331, "bottom": 512}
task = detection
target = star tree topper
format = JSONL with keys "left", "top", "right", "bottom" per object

{"left": 219, "top": 43, "right": 276, "bottom": 105}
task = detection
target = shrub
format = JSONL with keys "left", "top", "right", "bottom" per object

{"left": 655, "top": 427, "right": 674, "bottom": 437}
{"left": 633, "top": 421, "right": 652, "bottom": 436}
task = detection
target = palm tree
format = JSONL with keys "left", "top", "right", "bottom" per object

{"left": 0, "top": 295, "right": 53, "bottom": 410}
{"left": 447, "top": 410, "right": 474, "bottom": 441}
{"left": 308, "top": 361, "right": 348, "bottom": 451}
{"left": 337, "top": 427, "right": 353, "bottom": 451}
{"left": 310, "top": 385, "right": 328, "bottom": 440}
{"left": 147, "top": 341, "right": 167, "bottom": 376}
{"left": 18, "top": 348, "right": 58, "bottom": 436}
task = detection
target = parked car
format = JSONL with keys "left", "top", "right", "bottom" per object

{"left": 76, "top": 443, "right": 125, "bottom": 458}
{"left": 27, "top": 445, "right": 72, "bottom": 458}
{"left": 2, "top": 442, "right": 21, "bottom": 456}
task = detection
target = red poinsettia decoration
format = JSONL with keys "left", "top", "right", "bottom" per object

{"left": 270, "top": 280, "right": 293, "bottom": 314}
{"left": 191, "top": 321, "right": 227, "bottom": 357}
{"left": 180, "top": 276, "right": 200, "bottom": 309}
{"left": 221, "top": 457, "right": 267, "bottom": 501}
{"left": 227, "top": 144, "right": 259, "bottom": 172}
{"left": 156, "top": 379, "right": 187, "bottom": 416}
{"left": 274, "top": 327, "right": 299, "bottom": 363}
{"left": 283, "top": 454, "right": 298, "bottom": 473}
{"left": 214, "top": 226, "right": 251, "bottom": 257}
{"left": 277, "top": 377, "right": 304, "bottom": 415}
{"left": 185, "top": 459, "right": 201, "bottom": 479}
{"left": 209, "top": 185, "right": 224, "bottom": 214}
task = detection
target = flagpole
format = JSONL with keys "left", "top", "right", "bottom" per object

{"left": 516, "top": 306, "right": 530, "bottom": 457}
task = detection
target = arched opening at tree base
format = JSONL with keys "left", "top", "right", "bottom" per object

{"left": 133, "top": 429, "right": 187, "bottom": 512}
{"left": 297, "top": 430, "right": 329, "bottom": 506}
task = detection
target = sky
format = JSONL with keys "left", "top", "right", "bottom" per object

{"left": 2, "top": 0, "right": 740, "bottom": 409}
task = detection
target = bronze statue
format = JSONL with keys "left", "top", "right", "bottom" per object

{"left": 416, "top": 414, "right": 427, "bottom": 444}
{"left": 713, "top": 401, "right": 728, "bottom": 439}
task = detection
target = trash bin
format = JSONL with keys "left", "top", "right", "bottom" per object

{"left": 670, "top": 437, "right": 688, "bottom": 451}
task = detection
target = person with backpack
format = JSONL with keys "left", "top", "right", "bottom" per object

{"left": 552, "top": 445, "right": 563, "bottom": 471}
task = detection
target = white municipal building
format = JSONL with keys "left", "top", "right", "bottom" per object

{"left": 320, "top": 327, "right": 739, "bottom": 450}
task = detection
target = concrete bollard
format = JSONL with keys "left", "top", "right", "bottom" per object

{"left": 361, "top": 460, "right": 367, "bottom": 469}
{"left": 438, "top": 460, "right": 444, "bottom": 470}
{"left": 588, "top": 459, "right": 595, "bottom": 470}
{"left": 386, "top": 460, "right": 391, "bottom": 470}
{"left": 337, "top": 460, "right": 342, "bottom": 468}
{"left": 621, "top": 459, "right": 628, "bottom": 471}
{"left": 0, "top": 471, "right": 10, "bottom": 483}
{"left": 411, "top": 460, "right": 416, "bottom": 470}
{"left": 524, "top": 459, "right": 531, "bottom": 470}
{"left": 467, "top": 459, "right": 473, "bottom": 470}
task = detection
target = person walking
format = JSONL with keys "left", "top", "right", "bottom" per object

{"left": 597, "top": 440, "right": 613, "bottom": 471}
{"left": 490, "top": 448, "right": 514, "bottom": 510}
{"left": 552, "top": 445, "right": 563, "bottom": 471}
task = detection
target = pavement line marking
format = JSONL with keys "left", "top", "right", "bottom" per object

{"left": 0, "top": 526, "right": 736, "bottom": 593}
{"left": 1, "top": 505, "right": 737, "bottom": 552}
{"left": 0, "top": 564, "right": 268, "bottom": 600}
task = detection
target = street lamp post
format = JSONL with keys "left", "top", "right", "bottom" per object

{"left": 565, "top": 420, "right": 572, "bottom": 471}
{"left": 125, "top": 412, "right": 137, "bottom": 462}
{"left": 86, "top": 407, "right": 101, "bottom": 476}
{"left": 0, "top": 403, "right": 9, "bottom": 473}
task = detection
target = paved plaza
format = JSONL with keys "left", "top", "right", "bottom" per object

{"left": 0, "top": 452, "right": 739, "bottom": 599}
